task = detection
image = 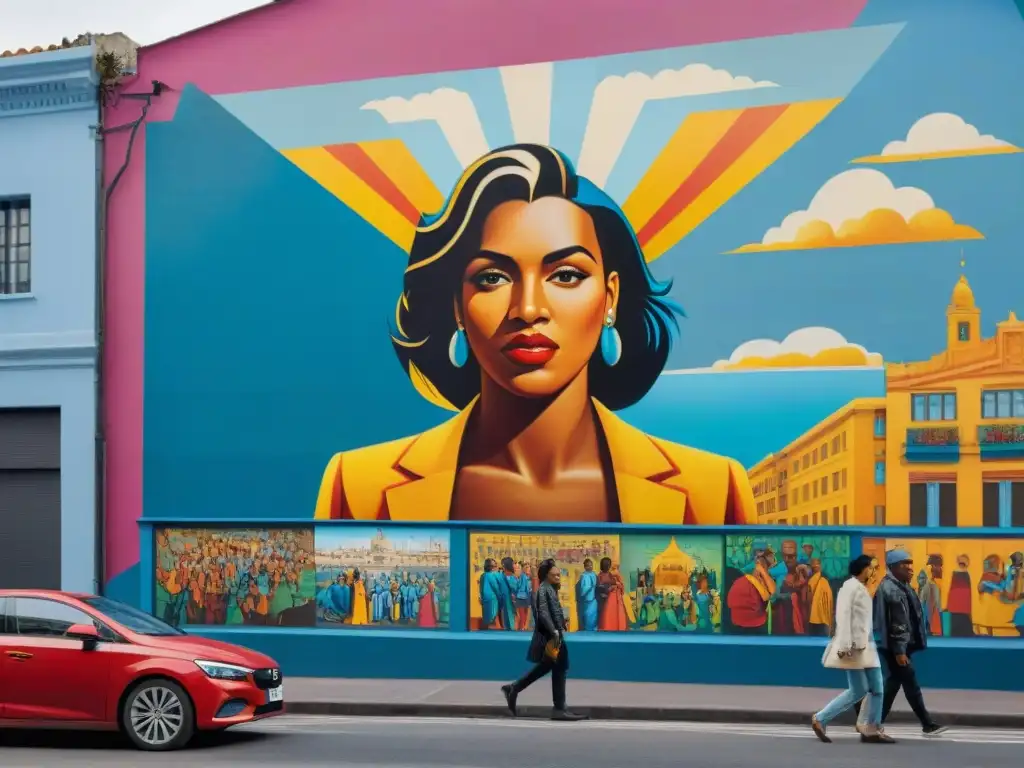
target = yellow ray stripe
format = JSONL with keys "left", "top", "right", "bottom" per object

{"left": 358, "top": 139, "right": 445, "bottom": 215}
{"left": 622, "top": 110, "right": 744, "bottom": 232}
{"left": 642, "top": 99, "right": 841, "bottom": 262}
{"left": 851, "top": 145, "right": 1023, "bottom": 164}
{"left": 282, "top": 147, "right": 414, "bottom": 252}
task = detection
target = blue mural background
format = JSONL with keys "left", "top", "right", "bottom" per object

{"left": 145, "top": 0, "right": 1024, "bottom": 521}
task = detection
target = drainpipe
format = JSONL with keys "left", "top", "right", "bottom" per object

{"left": 95, "top": 72, "right": 161, "bottom": 597}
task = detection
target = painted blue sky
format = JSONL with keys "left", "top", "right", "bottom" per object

{"left": 315, "top": 528, "right": 450, "bottom": 553}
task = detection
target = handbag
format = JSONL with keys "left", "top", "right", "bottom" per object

{"left": 544, "top": 636, "right": 561, "bottom": 660}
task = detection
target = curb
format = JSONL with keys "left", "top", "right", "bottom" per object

{"left": 285, "top": 702, "right": 1024, "bottom": 729}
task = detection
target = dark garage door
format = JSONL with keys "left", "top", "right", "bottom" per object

{"left": 0, "top": 408, "right": 61, "bottom": 589}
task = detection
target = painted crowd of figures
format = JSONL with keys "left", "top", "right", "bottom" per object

{"left": 914, "top": 551, "right": 1024, "bottom": 637}
{"left": 155, "top": 529, "right": 316, "bottom": 627}
{"left": 479, "top": 556, "right": 642, "bottom": 632}
{"left": 316, "top": 569, "right": 448, "bottom": 628}
{"left": 631, "top": 567, "right": 720, "bottom": 632}
{"left": 726, "top": 540, "right": 836, "bottom": 636}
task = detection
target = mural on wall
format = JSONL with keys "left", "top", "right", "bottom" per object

{"left": 314, "top": 527, "right": 450, "bottom": 628}
{"left": 620, "top": 535, "right": 724, "bottom": 633}
{"left": 138, "top": 0, "right": 1024, "bottom": 542}
{"left": 723, "top": 535, "right": 850, "bottom": 636}
{"left": 154, "top": 528, "right": 316, "bottom": 628}
{"left": 468, "top": 532, "right": 623, "bottom": 632}
{"left": 864, "top": 537, "right": 1024, "bottom": 638}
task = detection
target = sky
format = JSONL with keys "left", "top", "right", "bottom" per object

{"left": 0, "top": 0, "right": 267, "bottom": 51}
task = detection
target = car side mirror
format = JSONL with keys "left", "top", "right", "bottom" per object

{"left": 67, "top": 623, "right": 101, "bottom": 650}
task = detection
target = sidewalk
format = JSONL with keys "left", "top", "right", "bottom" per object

{"left": 284, "top": 677, "right": 1024, "bottom": 728}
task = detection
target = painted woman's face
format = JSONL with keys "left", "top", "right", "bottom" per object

{"left": 460, "top": 197, "right": 619, "bottom": 399}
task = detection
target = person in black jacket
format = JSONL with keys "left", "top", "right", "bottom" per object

{"left": 871, "top": 549, "right": 946, "bottom": 737}
{"left": 502, "top": 558, "right": 587, "bottom": 721}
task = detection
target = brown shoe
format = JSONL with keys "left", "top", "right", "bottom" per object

{"left": 863, "top": 730, "right": 896, "bottom": 744}
{"left": 811, "top": 716, "right": 832, "bottom": 743}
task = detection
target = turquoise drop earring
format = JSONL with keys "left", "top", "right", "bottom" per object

{"left": 600, "top": 309, "right": 622, "bottom": 366}
{"left": 449, "top": 324, "right": 469, "bottom": 368}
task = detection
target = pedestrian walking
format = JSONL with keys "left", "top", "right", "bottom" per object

{"left": 811, "top": 554, "right": 894, "bottom": 744}
{"left": 502, "top": 558, "right": 587, "bottom": 721}
{"left": 872, "top": 549, "right": 947, "bottom": 736}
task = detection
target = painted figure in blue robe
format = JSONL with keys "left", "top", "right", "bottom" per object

{"left": 372, "top": 575, "right": 389, "bottom": 622}
{"left": 479, "top": 558, "right": 504, "bottom": 629}
{"left": 694, "top": 574, "right": 715, "bottom": 632}
{"left": 798, "top": 542, "right": 816, "bottom": 566}
{"left": 499, "top": 558, "right": 518, "bottom": 630}
{"left": 575, "top": 558, "right": 599, "bottom": 631}
{"left": 405, "top": 575, "right": 421, "bottom": 621}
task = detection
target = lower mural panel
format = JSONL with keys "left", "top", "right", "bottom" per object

{"left": 723, "top": 534, "right": 851, "bottom": 637}
{"left": 863, "top": 536, "right": 1024, "bottom": 639}
{"left": 154, "top": 527, "right": 317, "bottom": 628}
{"left": 314, "top": 527, "right": 451, "bottom": 629}
{"left": 468, "top": 532, "right": 725, "bottom": 633}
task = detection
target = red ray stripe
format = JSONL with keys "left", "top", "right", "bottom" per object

{"left": 636, "top": 104, "right": 790, "bottom": 246}
{"left": 324, "top": 143, "right": 422, "bottom": 225}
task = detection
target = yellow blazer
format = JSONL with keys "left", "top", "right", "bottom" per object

{"left": 314, "top": 398, "right": 755, "bottom": 525}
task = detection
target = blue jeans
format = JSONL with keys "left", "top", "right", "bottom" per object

{"left": 815, "top": 667, "right": 883, "bottom": 726}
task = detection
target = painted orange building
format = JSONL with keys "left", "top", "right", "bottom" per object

{"left": 749, "top": 398, "right": 886, "bottom": 526}
{"left": 753, "top": 274, "right": 1024, "bottom": 528}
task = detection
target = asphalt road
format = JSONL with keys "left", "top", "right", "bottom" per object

{"left": 1, "top": 715, "right": 1021, "bottom": 767}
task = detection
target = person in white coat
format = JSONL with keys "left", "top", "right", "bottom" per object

{"left": 811, "top": 554, "right": 894, "bottom": 744}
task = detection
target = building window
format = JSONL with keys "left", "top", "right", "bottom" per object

{"left": 842, "top": 431, "right": 847, "bottom": 450}
{"left": 811, "top": 512, "right": 817, "bottom": 524}
{"left": 874, "top": 461, "right": 885, "bottom": 485}
{"left": 792, "top": 491, "right": 798, "bottom": 506}
{"left": 832, "top": 506, "right": 840, "bottom": 525}
{"left": 802, "top": 455, "right": 809, "bottom": 470}
{"left": 912, "top": 393, "right": 956, "bottom": 421}
{"left": 842, "top": 504, "right": 847, "bottom": 525}
{"left": 831, "top": 471, "right": 839, "bottom": 491}
{"left": 792, "top": 461, "right": 799, "bottom": 475}
{"left": 801, "top": 515, "right": 808, "bottom": 525}
{"left": 939, "top": 483, "right": 957, "bottom": 527}
{"left": 812, "top": 448, "right": 818, "bottom": 464}
{"left": 982, "top": 389, "right": 1024, "bottom": 419}
{"left": 874, "top": 415, "right": 886, "bottom": 437}
{"left": 982, "top": 482, "right": 1000, "bottom": 528}
{"left": 873, "top": 505, "right": 885, "bottom": 526}
{"left": 813, "top": 482, "right": 818, "bottom": 499}
{"left": 820, "top": 477, "right": 828, "bottom": 495}
{"left": 821, "top": 442, "right": 829, "bottom": 460}
{"left": 0, "top": 198, "right": 31, "bottom": 295}
{"left": 802, "top": 485, "right": 809, "bottom": 502}
{"left": 910, "top": 483, "right": 927, "bottom": 527}
{"left": 841, "top": 468, "right": 848, "bottom": 488}
{"left": 831, "top": 436, "right": 839, "bottom": 454}
{"left": 780, "top": 494, "right": 788, "bottom": 512}
{"left": 957, "top": 321, "right": 970, "bottom": 342}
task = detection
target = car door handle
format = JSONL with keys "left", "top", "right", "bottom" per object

{"left": 5, "top": 651, "right": 33, "bottom": 660}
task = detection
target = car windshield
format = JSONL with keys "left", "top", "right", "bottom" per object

{"left": 83, "top": 596, "right": 186, "bottom": 636}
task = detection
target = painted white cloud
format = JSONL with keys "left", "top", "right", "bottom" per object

{"left": 879, "top": 112, "right": 1016, "bottom": 157}
{"left": 576, "top": 64, "right": 779, "bottom": 188}
{"left": 713, "top": 327, "right": 883, "bottom": 370}
{"left": 361, "top": 88, "right": 490, "bottom": 169}
{"left": 760, "top": 168, "right": 932, "bottom": 246}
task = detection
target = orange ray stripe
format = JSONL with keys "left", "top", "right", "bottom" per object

{"left": 325, "top": 144, "right": 421, "bottom": 225}
{"left": 623, "top": 110, "right": 744, "bottom": 232}
{"left": 637, "top": 104, "right": 789, "bottom": 247}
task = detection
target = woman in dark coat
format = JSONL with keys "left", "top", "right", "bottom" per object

{"left": 501, "top": 559, "right": 587, "bottom": 720}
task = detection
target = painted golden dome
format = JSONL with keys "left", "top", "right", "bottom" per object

{"left": 951, "top": 275, "right": 975, "bottom": 309}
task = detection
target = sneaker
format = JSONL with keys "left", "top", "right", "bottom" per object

{"left": 552, "top": 709, "right": 588, "bottom": 721}
{"left": 501, "top": 684, "right": 518, "bottom": 716}
{"left": 923, "top": 723, "right": 948, "bottom": 737}
{"left": 811, "top": 716, "right": 832, "bottom": 743}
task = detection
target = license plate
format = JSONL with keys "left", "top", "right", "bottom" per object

{"left": 268, "top": 685, "right": 284, "bottom": 703}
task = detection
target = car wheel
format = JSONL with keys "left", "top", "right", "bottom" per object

{"left": 122, "top": 679, "right": 195, "bottom": 751}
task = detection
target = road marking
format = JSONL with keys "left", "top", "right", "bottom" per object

{"left": 240, "top": 715, "right": 1024, "bottom": 744}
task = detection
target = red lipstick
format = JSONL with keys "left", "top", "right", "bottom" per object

{"left": 502, "top": 333, "right": 559, "bottom": 366}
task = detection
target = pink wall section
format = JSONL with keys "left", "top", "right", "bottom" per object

{"left": 102, "top": 0, "right": 869, "bottom": 583}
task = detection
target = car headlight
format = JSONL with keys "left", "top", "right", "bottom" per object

{"left": 194, "top": 660, "right": 253, "bottom": 681}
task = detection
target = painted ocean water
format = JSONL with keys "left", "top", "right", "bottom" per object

{"left": 621, "top": 367, "right": 886, "bottom": 469}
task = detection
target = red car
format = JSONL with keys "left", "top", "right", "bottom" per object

{"left": 0, "top": 589, "right": 284, "bottom": 751}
